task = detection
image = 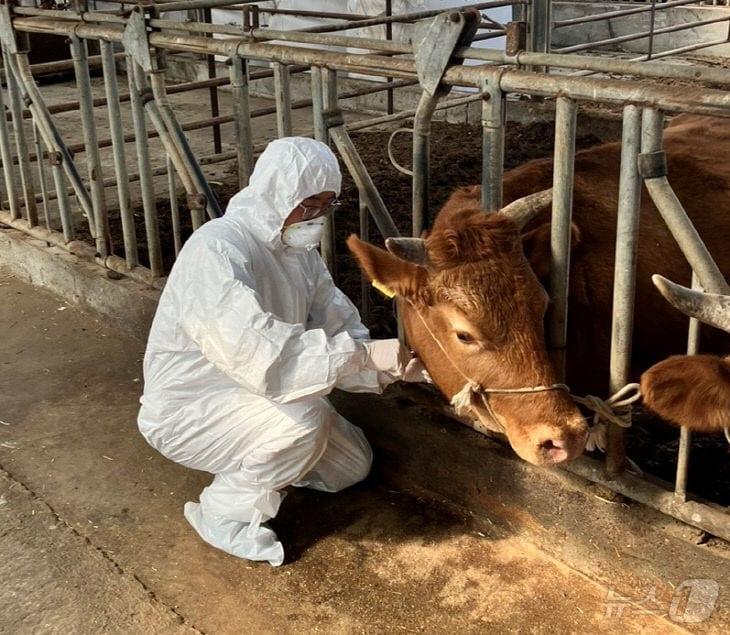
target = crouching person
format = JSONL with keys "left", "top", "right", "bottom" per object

{"left": 138, "top": 138, "right": 427, "bottom": 566}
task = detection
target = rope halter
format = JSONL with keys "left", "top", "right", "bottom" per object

{"left": 404, "top": 293, "right": 643, "bottom": 453}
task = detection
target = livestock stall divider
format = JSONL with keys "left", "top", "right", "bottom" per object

{"left": 0, "top": 1, "right": 728, "bottom": 541}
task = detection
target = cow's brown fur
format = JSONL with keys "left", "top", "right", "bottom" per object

{"left": 347, "top": 115, "right": 730, "bottom": 465}
{"left": 641, "top": 355, "right": 730, "bottom": 432}
{"left": 439, "top": 114, "right": 730, "bottom": 395}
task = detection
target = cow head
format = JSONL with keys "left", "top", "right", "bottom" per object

{"left": 640, "top": 276, "right": 730, "bottom": 433}
{"left": 347, "top": 191, "right": 588, "bottom": 466}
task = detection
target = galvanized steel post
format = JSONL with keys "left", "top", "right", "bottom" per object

{"left": 607, "top": 104, "right": 643, "bottom": 478}
{"left": 480, "top": 75, "right": 505, "bottom": 211}
{"left": 547, "top": 96, "right": 577, "bottom": 381}
{"left": 273, "top": 62, "right": 293, "bottom": 137}
{"left": 640, "top": 108, "right": 730, "bottom": 295}
{"left": 321, "top": 67, "right": 338, "bottom": 275}
{"left": 70, "top": 36, "right": 110, "bottom": 256}
{"left": 126, "top": 57, "right": 163, "bottom": 277}
{"left": 412, "top": 91, "right": 438, "bottom": 236}
{"left": 101, "top": 40, "right": 138, "bottom": 268}
{"left": 0, "top": 71, "right": 20, "bottom": 220}
{"left": 3, "top": 48, "right": 37, "bottom": 227}
{"left": 228, "top": 55, "right": 254, "bottom": 188}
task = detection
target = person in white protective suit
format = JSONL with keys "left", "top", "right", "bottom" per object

{"left": 138, "top": 137, "right": 427, "bottom": 566}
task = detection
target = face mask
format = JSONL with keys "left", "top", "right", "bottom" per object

{"left": 281, "top": 217, "right": 326, "bottom": 250}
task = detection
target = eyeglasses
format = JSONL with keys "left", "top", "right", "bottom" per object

{"left": 298, "top": 198, "right": 342, "bottom": 221}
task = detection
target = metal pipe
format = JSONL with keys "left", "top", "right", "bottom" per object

{"left": 412, "top": 91, "right": 438, "bottom": 237}
{"left": 564, "top": 454, "right": 730, "bottom": 543}
{"left": 101, "top": 39, "right": 137, "bottom": 268}
{"left": 555, "top": 15, "right": 730, "bottom": 55}
{"left": 70, "top": 36, "right": 110, "bottom": 256}
{"left": 607, "top": 104, "right": 643, "bottom": 478}
{"left": 480, "top": 77, "right": 505, "bottom": 211}
{"left": 0, "top": 51, "right": 124, "bottom": 81}
{"left": 3, "top": 48, "right": 37, "bottom": 227}
{"left": 200, "top": 7, "right": 222, "bottom": 155}
{"left": 553, "top": 0, "right": 705, "bottom": 29}
{"left": 50, "top": 157, "right": 74, "bottom": 243}
{"left": 294, "top": 1, "right": 523, "bottom": 35}
{"left": 147, "top": 71, "right": 222, "bottom": 222}
{"left": 547, "top": 96, "right": 578, "bottom": 383}
{"left": 7, "top": 50, "right": 93, "bottom": 238}
{"left": 126, "top": 56, "right": 163, "bottom": 278}
{"left": 11, "top": 12, "right": 730, "bottom": 90}
{"left": 229, "top": 55, "right": 253, "bottom": 188}
{"left": 12, "top": 17, "right": 730, "bottom": 115}
{"left": 31, "top": 123, "right": 51, "bottom": 229}
{"left": 0, "top": 68, "right": 20, "bottom": 220}
{"left": 359, "top": 193, "right": 370, "bottom": 323}
{"left": 641, "top": 108, "right": 730, "bottom": 295}
{"left": 273, "top": 62, "right": 293, "bottom": 137}
{"left": 321, "top": 68, "right": 338, "bottom": 275}
{"left": 674, "top": 272, "right": 701, "bottom": 501}
{"left": 167, "top": 155, "right": 182, "bottom": 258}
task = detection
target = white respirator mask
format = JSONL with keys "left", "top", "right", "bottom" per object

{"left": 281, "top": 217, "right": 327, "bottom": 250}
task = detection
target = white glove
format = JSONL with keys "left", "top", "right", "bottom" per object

{"left": 403, "top": 356, "right": 433, "bottom": 383}
{"left": 362, "top": 339, "right": 410, "bottom": 377}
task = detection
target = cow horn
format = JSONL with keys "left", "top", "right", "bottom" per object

{"left": 385, "top": 237, "right": 429, "bottom": 267}
{"left": 652, "top": 274, "right": 730, "bottom": 332}
{"left": 499, "top": 188, "right": 553, "bottom": 229}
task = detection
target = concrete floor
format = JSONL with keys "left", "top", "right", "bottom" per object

{"left": 0, "top": 269, "right": 691, "bottom": 633}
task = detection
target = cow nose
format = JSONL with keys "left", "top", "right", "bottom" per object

{"left": 539, "top": 438, "right": 570, "bottom": 463}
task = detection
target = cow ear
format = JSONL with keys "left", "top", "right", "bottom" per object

{"left": 521, "top": 221, "right": 582, "bottom": 281}
{"left": 346, "top": 234, "right": 428, "bottom": 298}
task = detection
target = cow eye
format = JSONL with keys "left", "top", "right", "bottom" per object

{"left": 455, "top": 331, "right": 475, "bottom": 344}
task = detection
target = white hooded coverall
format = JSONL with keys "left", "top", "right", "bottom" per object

{"left": 138, "top": 138, "right": 395, "bottom": 566}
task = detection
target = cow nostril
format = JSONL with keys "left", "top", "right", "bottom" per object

{"left": 539, "top": 438, "right": 566, "bottom": 451}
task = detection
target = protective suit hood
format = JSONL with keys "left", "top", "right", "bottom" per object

{"left": 226, "top": 137, "right": 342, "bottom": 248}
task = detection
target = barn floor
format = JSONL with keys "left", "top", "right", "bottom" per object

{"left": 0, "top": 269, "right": 690, "bottom": 633}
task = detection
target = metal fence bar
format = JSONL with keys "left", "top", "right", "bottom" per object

{"left": 359, "top": 193, "right": 371, "bottom": 323}
{"left": 554, "top": 0, "right": 706, "bottom": 29}
{"left": 555, "top": 15, "right": 730, "bottom": 55}
{"left": 229, "top": 55, "right": 254, "bottom": 188}
{"left": 0, "top": 70, "right": 20, "bottom": 221}
{"left": 321, "top": 67, "right": 338, "bottom": 276}
{"left": 167, "top": 155, "right": 182, "bottom": 258}
{"left": 3, "top": 48, "right": 37, "bottom": 227}
{"left": 31, "top": 123, "right": 51, "bottom": 229}
{"left": 70, "top": 36, "right": 110, "bottom": 256}
{"left": 674, "top": 272, "right": 702, "bottom": 501}
{"left": 126, "top": 57, "right": 163, "bottom": 277}
{"left": 607, "top": 104, "right": 643, "bottom": 478}
{"left": 480, "top": 76, "right": 505, "bottom": 212}
{"left": 641, "top": 108, "right": 730, "bottom": 295}
{"left": 101, "top": 40, "right": 137, "bottom": 268}
{"left": 548, "top": 96, "right": 578, "bottom": 383}
{"left": 273, "top": 62, "right": 293, "bottom": 138}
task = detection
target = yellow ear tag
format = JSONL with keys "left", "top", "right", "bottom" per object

{"left": 372, "top": 279, "right": 396, "bottom": 299}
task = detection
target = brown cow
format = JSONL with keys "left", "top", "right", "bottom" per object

{"left": 641, "top": 275, "right": 730, "bottom": 435}
{"left": 347, "top": 115, "right": 730, "bottom": 466}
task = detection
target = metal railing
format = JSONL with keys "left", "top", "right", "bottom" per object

{"left": 0, "top": 2, "right": 728, "bottom": 541}
{"left": 552, "top": 0, "right": 730, "bottom": 60}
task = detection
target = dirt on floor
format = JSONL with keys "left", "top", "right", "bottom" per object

{"left": 1, "top": 268, "right": 693, "bottom": 634}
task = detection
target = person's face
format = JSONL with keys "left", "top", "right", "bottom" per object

{"left": 283, "top": 191, "right": 338, "bottom": 227}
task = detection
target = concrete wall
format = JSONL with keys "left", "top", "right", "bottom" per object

{"left": 553, "top": 2, "right": 730, "bottom": 57}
